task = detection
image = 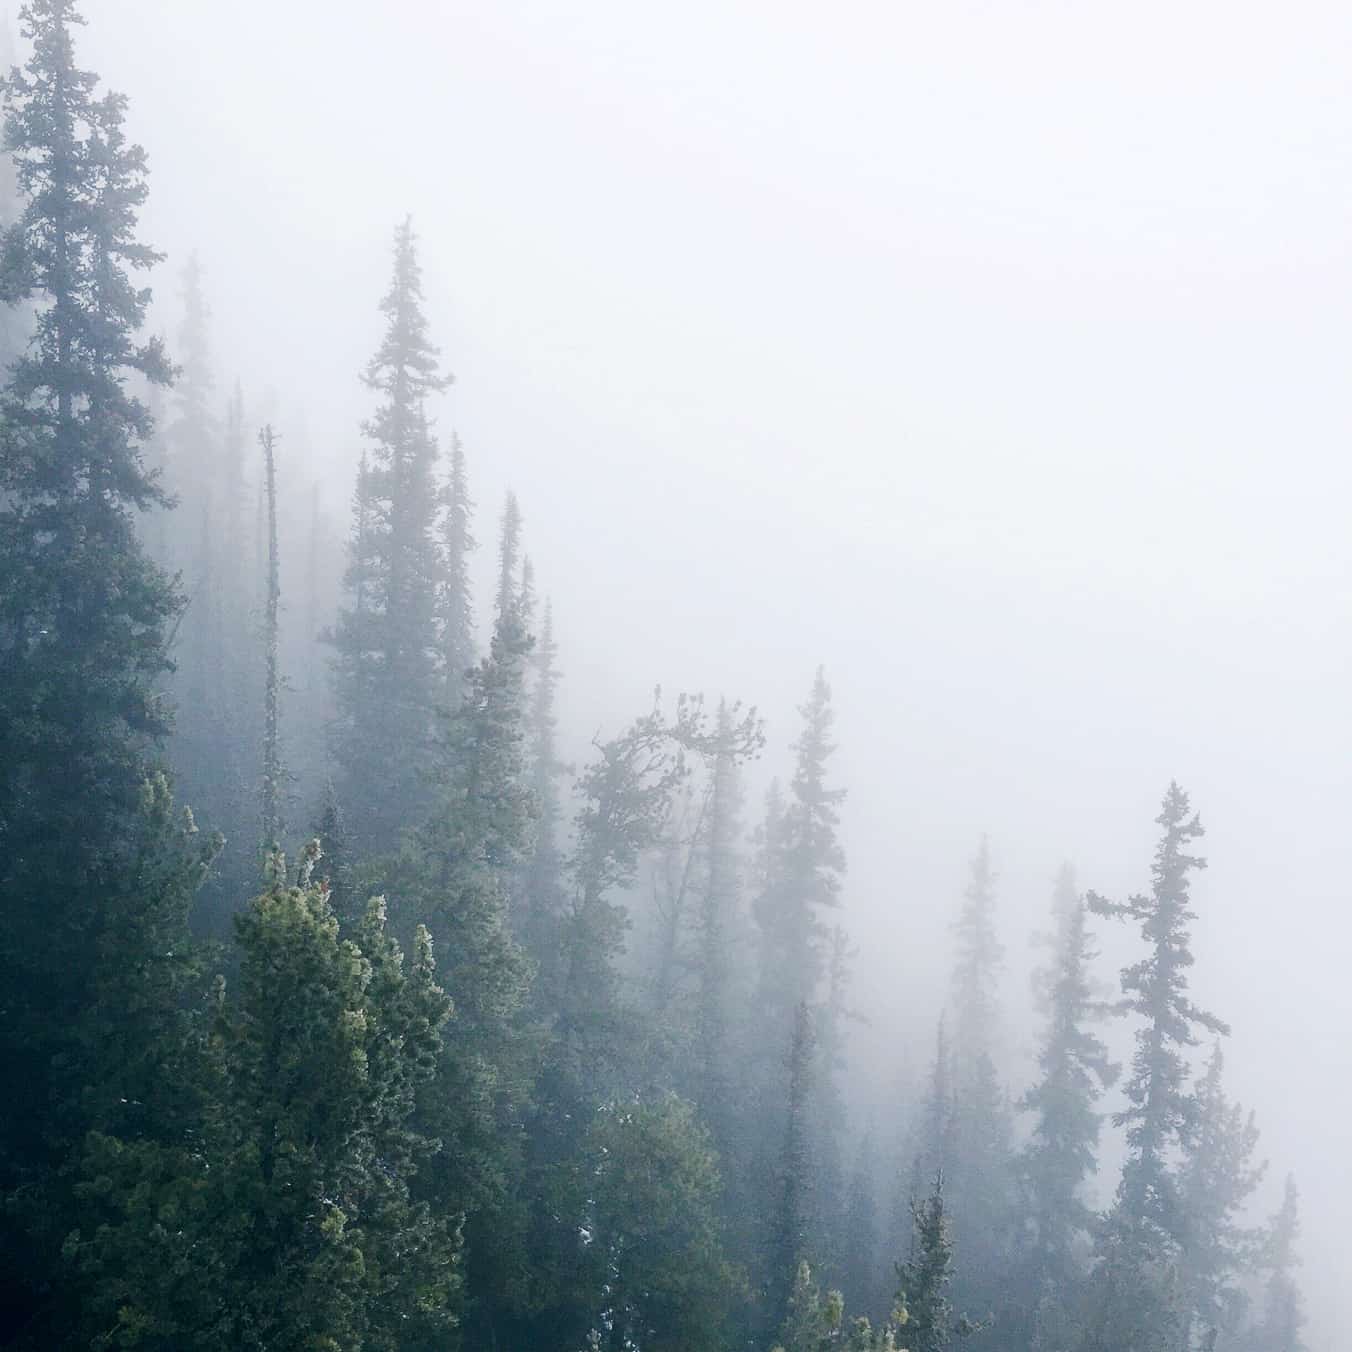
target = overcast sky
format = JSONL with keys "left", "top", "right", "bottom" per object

{"left": 64, "top": 2, "right": 1352, "bottom": 1341}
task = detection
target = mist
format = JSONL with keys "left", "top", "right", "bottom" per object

{"left": 0, "top": 1, "right": 1345, "bottom": 1349}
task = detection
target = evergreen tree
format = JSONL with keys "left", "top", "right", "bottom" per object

{"left": 583, "top": 1095, "right": 738, "bottom": 1352}
{"left": 942, "top": 854, "right": 1019, "bottom": 1328}
{"left": 1249, "top": 1176, "right": 1305, "bottom": 1352}
{"left": 69, "top": 854, "right": 460, "bottom": 1351}
{"left": 1018, "top": 866, "right": 1119, "bottom": 1335}
{"left": 755, "top": 668, "right": 847, "bottom": 1043}
{"left": 0, "top": 3, "right": 189, "bottom": 1335}
{"left": 391, "top": 535, "right": 536, "bottom": 1347}
{"left": 312, "top": 776, "right": 355, "bottom": 925}
{"left": 1176, "top": 1045, "right": 1266, "bottom": 1349}
{"left": 916, "top": 1018, "right": 955, "bottom": 1187}
{"left": 329, "top": 217, "right": 450, "bottom": 854}
{"left": 495, "top": 489, "right": 522, "bottom": 623}
{"left": 894, "top": 1176, "right": 975, "bottom": 1352}
{"left": 694, "top": 697, "right": 760, "bottom": 1144}
{"left": 1082, "top": 783, "right": 1228, "bottom": 1352}
{"left": 518, "top": 693, "right": 702, "bottom": 1352}
{"left": 1088, "top": 783, "right": 1229, "bottom": 1242}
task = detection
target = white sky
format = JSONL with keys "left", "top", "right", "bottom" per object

{"left": 62, "top": 2, "right": 1352, "bottom": 1341}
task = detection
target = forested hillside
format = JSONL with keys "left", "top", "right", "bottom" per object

{"left": 0, "top": 4, "right": 1315, "bottom": 1351}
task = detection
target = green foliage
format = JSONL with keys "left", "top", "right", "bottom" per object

{"left": 68, "top": 858, "right": 460, "bottom": 1352}
{"left": 1088, "top": 783, "right": 1229, "bottom": 1243}
{"left": 1018, "top": 866, "right": 1119, "bottom": 1326}
{"left": 0, "top": 1, "right": 187, "bottom": 1334}
{"left": 329, "top": 218, "right": 451, "bottom": 854}
{"left": 583, "top": 1095, "right": 740, "bottom": 1352}
{"left": 895, "top": 1178, "right": 976, "bottom": 1352}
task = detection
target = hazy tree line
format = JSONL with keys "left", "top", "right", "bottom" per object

{"left": 0, "top": 4, "right": 1311, "bottom": 1351}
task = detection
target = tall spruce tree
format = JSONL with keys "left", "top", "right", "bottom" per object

{"left": 945, "top": 839, "right": 1015, "bottom": 1329}
{"left": 1082, "top": 783, "right": 1229, "bottom": 1352}
{"left": 895, "top": 1176, "right": 975, "bottom": 1352}
{"left": 0, "top": 3, "right": 197, "bottom": 1337}
{"left": 390, "top": 517, "right": 536, "bottom": 1348}
{"left": 755, "top": 668, "right": 846, "bottom": 1044}
{"left": 1249, "top": 1176, "right": 1305, "bottom": 1352}
{"left": 1176, "top": 1045, "right": 1266, "bottom": 1349}
{"left": 1018, "top": 865, "right": 1118, "bottom": 1338}
{"left": 329, "top": 217, "right": 450, "bottom": 853}
{"left": 1088, "top": 783, "right": 1229, "bottom": 1242}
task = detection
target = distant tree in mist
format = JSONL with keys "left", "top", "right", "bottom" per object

{"left": 1177, "top": 1044, "right": 1266, "bottom": 1348}
{"left": 1018, "top": 865, "right": 1119, "bottom": 1340}
{"left": 329, "top": 216, "right": 450, "bottom": 853}
{"left": 754, "top": 667, "right": 847, "bottom": 1043}
{"left": 943, "top": 838, "right": 1016, "bottom": 1329}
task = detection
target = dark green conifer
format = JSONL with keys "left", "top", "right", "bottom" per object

{"left": 329, "top": 217, "right": 450, "bottom": 853}
{"left": 0, "top": 2, "right": 192, "bottom": 1333}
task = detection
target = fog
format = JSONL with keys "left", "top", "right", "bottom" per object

{"left": 54, "top": 1, "right": 1352, "bottom": 1344}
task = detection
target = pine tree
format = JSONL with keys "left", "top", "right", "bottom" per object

{"left": 69, "top": 854, "right": 460, "bottom": 1351}
{"left": 391, "top": 533, "right": 537, "bottom": 1347}
{"left": 584, "top": 1095, "right": 738, "bottom": 1352}
{"left": 942, "top": 840, "right": 1015, "bottom": 1330}
{"left": 894, "top": 1176, "right": 975, "bottom": 1352}
{"left": 916, "top": 1018, "right": 955, "bottom": 1186}
{"left": 1250, "top": 1176, "right": 1305, "bottom": 1352}
{"left": 164, "top": 254, "right": 222, "bottom": 798}
{"left": 1082, "top": 783, "right": 1228, "bottom": 1352}
{"left": 694, "top": 697, "right": 760, "bottom": 1144}
{"left": 329, "top": 217, "right": 450, "bottom": 853}
{"left": 1018, "top": 866, "right": 1119, "bottom": 1333}
{"left": 755, "top": 669, "right": 847, "bottom": 1044}
{"left": 495, "top": 489, "right": 522, "bottom": 623}
{"left": 1088, "top": 783, "right": 1229, "bottom": 1243}
{"left": 1176, "top": 1045, "right": 1266, "bottom": 1349}
{"left": 518, "top": 693, "right": 702, "bottom": 1352}
{"left": 441, "top": 429, "right": 475, "bottom": 704}
{"left": 0, "top": 3, "right": 192, "bottom": 1335}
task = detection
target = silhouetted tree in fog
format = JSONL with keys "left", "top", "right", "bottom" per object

{"left": 329, "top": 217, "right": 450, "bottom": 853}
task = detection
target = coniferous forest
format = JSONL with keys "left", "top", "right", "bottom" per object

{"left": 0, "top": 4, "right": 1330, "bottom": 1351}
